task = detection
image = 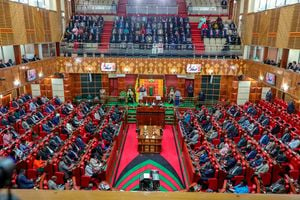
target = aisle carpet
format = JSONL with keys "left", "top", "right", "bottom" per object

{"left": 113, "top": 124, "right": 185, "bottom": 191}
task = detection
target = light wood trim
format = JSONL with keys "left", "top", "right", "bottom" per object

{"left": 7, "top": 190, "right": 300, "bottom": 200}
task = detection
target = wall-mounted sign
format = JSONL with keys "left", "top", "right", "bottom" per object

{"left": 186, "top": 64, "right": 201, "bottom": 73}
{"left": 101, "top": 63, "right": 116, "bottom": 72}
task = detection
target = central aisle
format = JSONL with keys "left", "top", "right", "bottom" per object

{"left": 113, "top": 124, "right": 186, "bottom": 191}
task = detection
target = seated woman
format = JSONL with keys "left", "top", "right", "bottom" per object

{"left": 127, "top": 88, "right": 135, "bottom": 104}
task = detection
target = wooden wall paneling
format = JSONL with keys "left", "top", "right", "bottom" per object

{"left": 56, "top": 57, "right": 246, "bottom": 76}
{"left": 241, "top": 14, "right": 254, "bottom": 45}
{"left": 40, "top": 77, "right": 53, "bottom": 99}
{"left": 117, "top": 77, "right": 126, "bottom": 95}
{"left": 288, "top": 4, "right": 300, "bottom": 49}
{"left": 4, "top": 0, "right": 62, "bottom": 45}
{"left": 177, "top": 78, "right": 185, "bottom": 97}
{"left": 194, "top": 75, "right": 201, "bottom": 98}
{"left": 244, "top": 60, "right": 300, "bottom": 101}
{"left": 267, "top": 9, "right": 279, "bottom": 47}
{"left": 49, "top": 0, "right": 62, "bottom": 42}
{"left": 276, "top": 6, "right": 294, "bottom": 48}
{"left": 9, "top": 2, "right": 26, "bottom": 45}
{"left": 258, "top": 12, "right": 270, "bottom": 46}
{"left": 0, "top": 0, "right": 13, "bottom": 45}
{"left": 33, "top": 9, "right": 45, "bottom": 43}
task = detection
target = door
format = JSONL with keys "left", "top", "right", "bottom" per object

{"left": 185, "top": 79, "right": 194, "bottom": 97}
{"left": 109, "top": 78, "right": 118, "bottom": 96}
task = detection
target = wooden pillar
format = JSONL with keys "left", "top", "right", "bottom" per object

{"left": 13, "top": 45, "right": 21, "bottom": 65}
{"left": 71, "top": 0, "right": 76, "bottom": 14}
{"left": 34, "top": 44, "right": 39, "bottom": 57}
{"left": 229, "top": 0, "right": 234, "bottom": 19}
{"left": 280, "top": 48, "right": 289, "bottom": 69}
{"left": 56, "top": 42, "right": 60, "bottom": 56}
{"left": 263, "top": 47, "right": 269, "bottom": 61}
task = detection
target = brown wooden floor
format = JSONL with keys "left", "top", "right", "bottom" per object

{"left": 5, "top": 190, "right": 299, "bottom": 200}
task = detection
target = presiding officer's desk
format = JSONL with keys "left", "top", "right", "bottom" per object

{"left": 136, "top": 106, "right": 165, "bottom": 153}
{"left": 136, "top": 106, "right": 165, "bottom": 127}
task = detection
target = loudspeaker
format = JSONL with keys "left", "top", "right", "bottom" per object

{"left": 237, "top": 75, "right": 244, "bottom": 81}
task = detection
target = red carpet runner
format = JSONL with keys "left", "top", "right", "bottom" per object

{"left": 113, "top": 124, "right": 185, "bottom": 191}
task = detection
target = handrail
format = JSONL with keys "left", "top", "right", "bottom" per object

{"left": 126, "top": 4, "right": 178, "bottom": 15}
{"left": 60, "top": 42, "right": 242, "bottom": 57}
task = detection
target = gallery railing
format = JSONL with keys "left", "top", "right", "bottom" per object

{"left": 188, "top": 6, "right": 228, "bottom": 15}
{"left": 126, "top": 5, "right": 178, "bottom": 15}
{"left": 75, "top": 4, "right": 117, "bottom": 14}
{"left": 60, "top": 42, "right": 242, "bottom": 57}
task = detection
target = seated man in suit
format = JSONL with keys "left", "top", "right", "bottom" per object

{"left": 281, "top": 129, "right": 291, "bottom": 144}
{"left": 42, "top": 123, "right": 52, "bottom": 133}
{"left": 48, "top": 176, "right": 65, "bottom": 190}
{"left": 17, "top": 169, "right": 35, "bottom": 189}
{"left": 54, "top": 96, "right": 62, "bottom": 105}
{"left": 288, "top": 136, "right": 300, "bottom": 150}
{"left": 51, "top": 113, "right": 61, "bottom": 126}
{"left": 227, "top": 163, "right": 243, "bottom": 179}
{"left": 246, "top": 146, "right": 257, "bottom": 161}
{"left": 237, "top": 136, "right": 247, "bottom": 148}
{"left": 75, "top": 135, "right": 86, "bottom": 150}
{"left": 255, "top": 160, "right": 269, "bottom": 175}
{"left": 58, "top": 157, "right": 74, "bottom": 180}
{"left": 7, "top": 114, "right": 17, "bottom": 124}
{"left": 22, "top": 55, "right": 29, "bottom": 63}
{"left": 22, "top": 120, "right": 31, "bottom": 130}
{"left": 85, "top": 122, "right": 97, "bottom": 135}
{"left": 259, "top": 132, "right": 270, "bottom": 147}
{"left": 287, "top": 101, "right": 295, "bottom": 114}
{"left": 266, "top": 177, "right": 286, "bottom": 193}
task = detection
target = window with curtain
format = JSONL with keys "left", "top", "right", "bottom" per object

{"left": 10, "top": 0, "right": 56, "bottom": 10}
{"left": 286, "top": 0, "right": 300, "bottom": 5}
{"left": 258, "top": 0, "right": 267, "bottom": 11}
{"left": 267, "top": 0, "right": 276, "bottom": 9}
{"left": 276, "top": 0, "right": 286, "bottom": 6}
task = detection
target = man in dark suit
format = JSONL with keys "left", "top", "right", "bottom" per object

{"left": 17, "top": 169, "right": 34, "bottom": 189}
{"left": 227, "top": 163, "right": 243, "bottom": 179}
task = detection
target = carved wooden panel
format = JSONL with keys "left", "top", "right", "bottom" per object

{"left": 56, "top": 57, "right": 246, "bottom": 76}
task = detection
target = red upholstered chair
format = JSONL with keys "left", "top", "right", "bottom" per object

{"left": 261, "top": 172, "right": 271, "bottom": 186}
{"left": 232, "top": 175, "right": 244, "bottom": 185}
{"left": 54, "top": 172, "right": 65, "bottom": 185}
{"left": 80, "top": 176, "right": 91, "bottom": 188}
{"left": 208, "top": 178, "right": 218, "bottom": 191}
{"left": 27, "top": 169, "right": 37, "bottom": 180}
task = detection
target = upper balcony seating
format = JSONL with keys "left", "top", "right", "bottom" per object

{"left": 110, "top": 16, "right": 193, "bottom": 50}
{"left": 75, "top": 0, "right": 118, "bottom": 14}
{"left": 63, "top": 15, "right": 104, "bottom": 44}
{"left": 200, "top": 17, "right": 241, "bottom": 52}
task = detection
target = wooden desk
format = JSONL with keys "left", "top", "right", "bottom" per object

{"left": 136, "top": 106, "right": 165, "bottom": 127}
{"left": 137, "top": 125, "right": 162, "bottom": 154}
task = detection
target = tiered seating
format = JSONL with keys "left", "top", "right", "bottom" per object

{"left": 76, "top": 0, "right": 118, "bottom": 14}
{"left": 0, "top": 94, "right": 125, "bottom": 190}
{"left": 200, "top": 18, "right": 241, "bottom": 53}
{"left": 177, "top": 99, "right": 300, "bottom": 193}
{"left": 63, "top": 15, "right": 104, "bottom": 43}
{"left": 110, "top": 16, "right": 193, "bottom": 50}
{"left": 187, "top": 0, "right": 228, "bottom": 15}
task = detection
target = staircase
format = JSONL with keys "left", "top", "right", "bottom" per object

{"left": 127, "top": 106, "right": 136, "bottom": 123}
{"left": 177, "top": 0, "right": 187, "bottom": 17}
{"left": 99, "top": 21, "right": 114, "bottom": 53}
{"left": 190, "top": 22, "right": 205, "bottom": 54}
{"left": 117, "top": 0, "right": 127, "bottom": 16}
{"left": 165, "top": 107, "right": 175, "bottom": 125}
